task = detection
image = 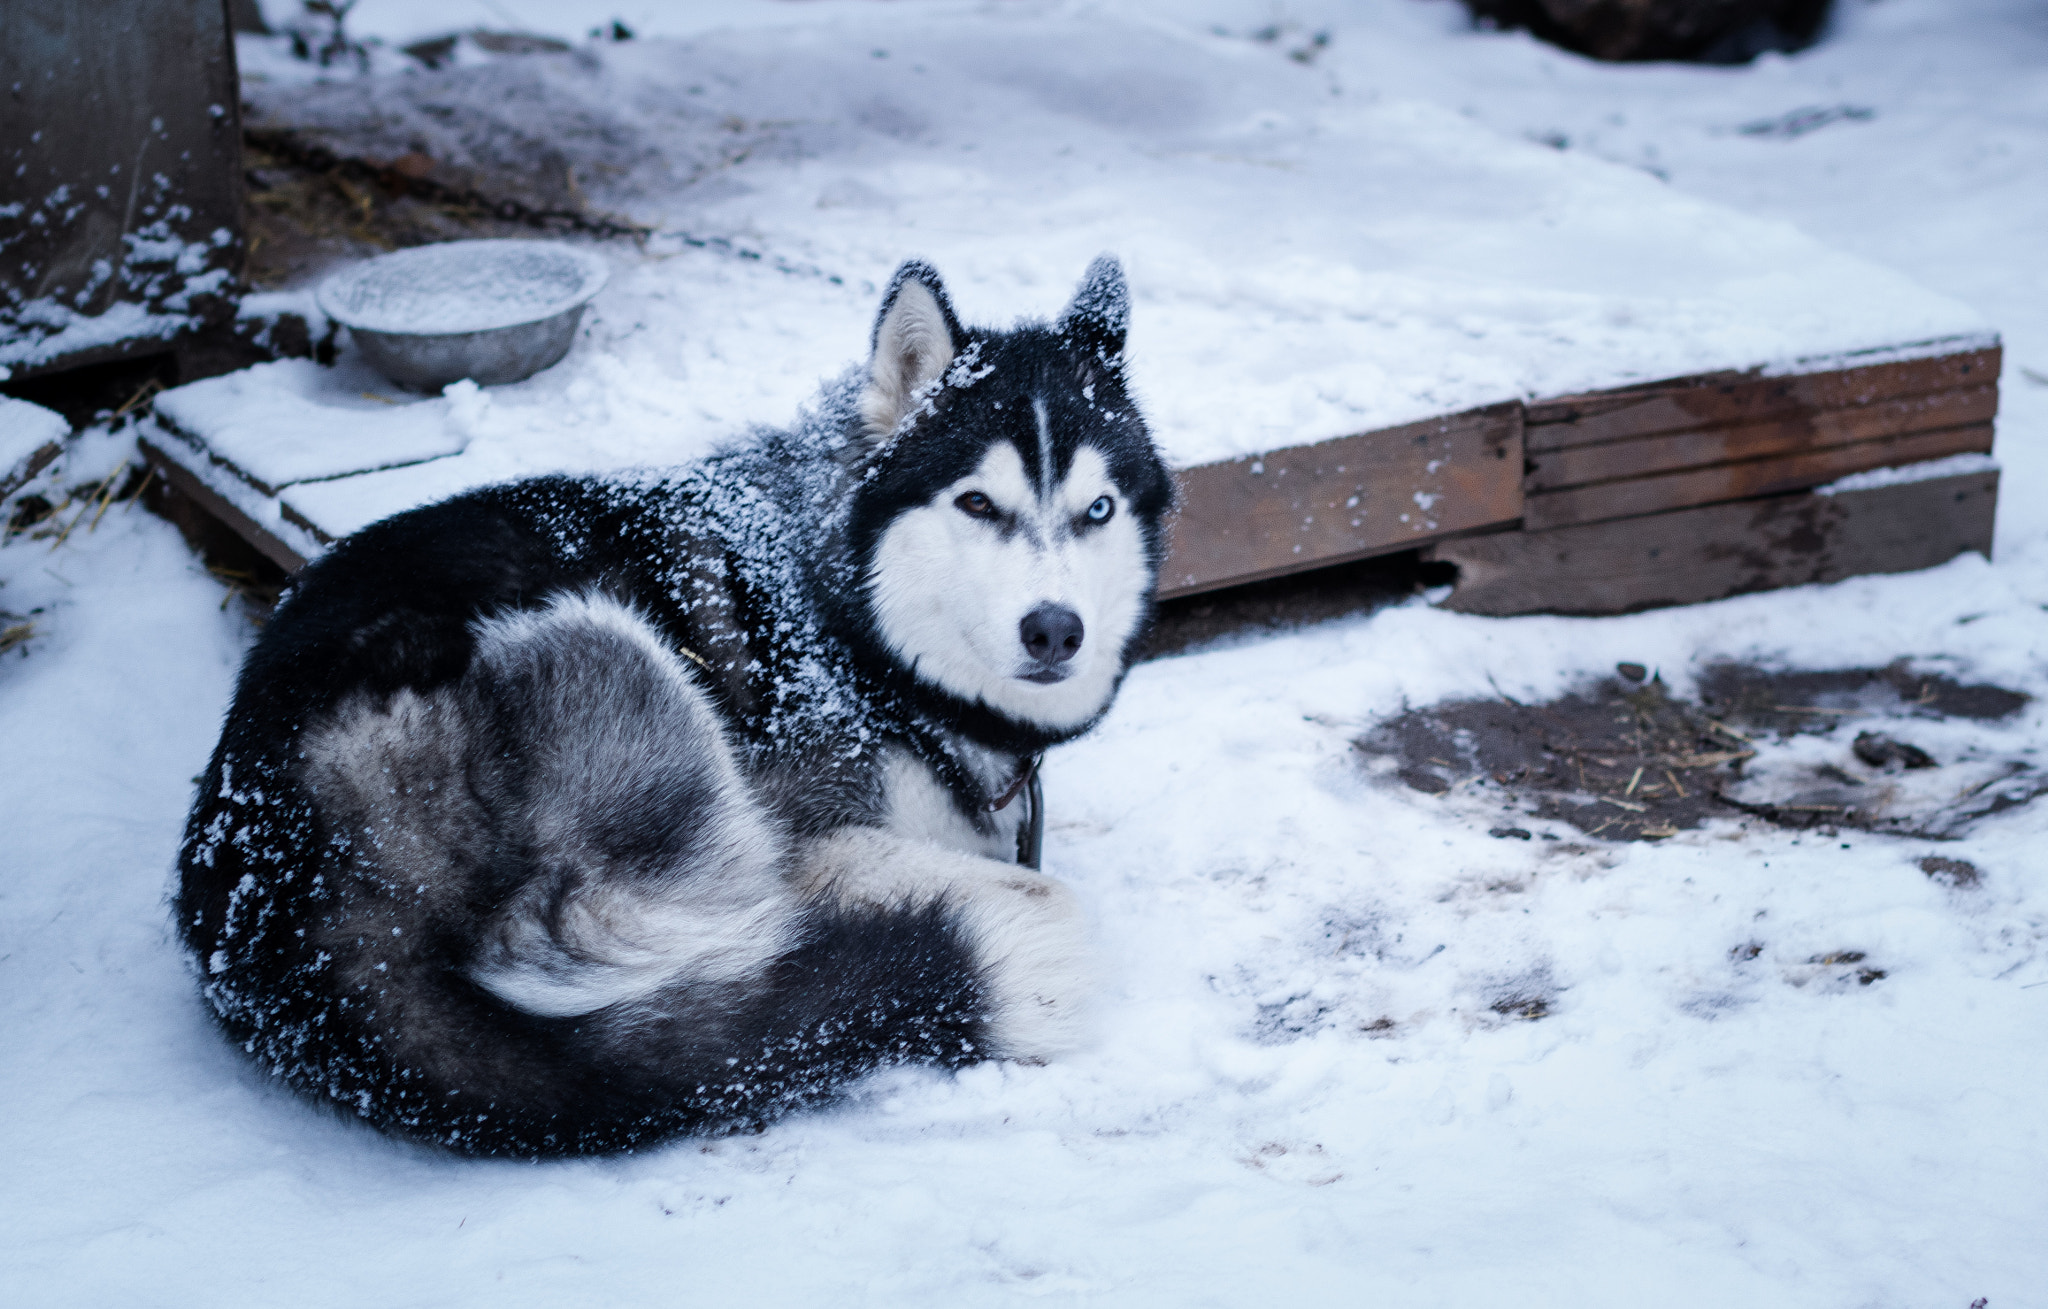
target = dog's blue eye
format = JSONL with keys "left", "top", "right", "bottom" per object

{"left": 1086, "top": 496, "right": 1114, "bottom": 523}
{"left": 956, "top": 491, "right": 995, "bottom": 518}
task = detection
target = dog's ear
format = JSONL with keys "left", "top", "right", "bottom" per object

{"left": 862, "top": 260, "right": 962, "bottom": 439}
{"left": 1055, "top": 255, "right": 1129, "bottom": 371}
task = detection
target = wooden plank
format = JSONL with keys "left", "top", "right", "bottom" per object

{"left": 280, "top": 499, "right": 337, "bottom": 546}
{"left": 2, "top": 440, "right": 63, "bottom": 501}
{"left": 153, "top": 414, "right": 466, "bottom": 501}
{"left": 1525, "top": 382, "right": 1997, "bottom": 492}
{"left": 1158, "top": 403, "right": 1523, "bottom": 599}
{"left": 1524, "top": 346, "right": 2000, "bottom": 452}
{"left": 150, "top": 412, "right": 290, "bottom": 502}
{"left": 1524, "top": 421, "right": 1992, "bottom": 531}
{"left": 1, "top": 1, "right": 244, "bottom": 378}
{"left": 138, "top": 435, "right": 307, "bottom": 574}
{"left": 1425, "top": 468, "right": 1998, "bottom": 617}
{"left": 130, "top": 348, "right": 1996, "bottom": 608}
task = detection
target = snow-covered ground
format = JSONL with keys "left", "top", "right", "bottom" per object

{"left": 4, "top": 2, "right": 2046, "bottom": 1304}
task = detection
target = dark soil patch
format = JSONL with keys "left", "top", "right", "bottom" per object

{"left": 240, "top": 134, "right": 546, "bottom": 290}
{"left": 1918, "top": 855, "right": 1982, "bottom": 890}
{"left": 1693, "top": 660, "right": 2027, "bottom": 729}
{"left": 1852, "top": 732, "right": 1935, "bottom": 770}
{"left": 1358, "top": 661, "right": 2033, "bottom": 842}
{"left": 1363, "top": 671, "right": 1758, "bottom": 841}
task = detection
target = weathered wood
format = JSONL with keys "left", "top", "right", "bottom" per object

{"left": 1158, "top": 403, "right": 1523, "bottom": 599}
{"left": 138, "top": 435, "right": 307, "bottom": 573}
{"left": 1, "top": 1, "right": 246, "bottom": 378}
{"left": 1524, "top": 346, "right": 2000, "bottom": 451}
{"left": 2, "top": 441, "right": 64, "bottom": 502}
{"left": 137, "top": 341, "right": 2001, "bottom": 611}
{"left": 1425, "top": 467, "right": 1998, "bottom": 617}
{"left": 280, "top": 500, "right": 337, "bottom": 546}
{"left": 1525, "top": 382, "right": 1997, "bottom": 492}
{"left": 149, "top": 412, "right": 287, "bottom": 502}
{"left": 154, "top": 412, "right": 462, "bottom": 502}
{"left": 1524, "top": 421, "right": 1992, "bottom": 530}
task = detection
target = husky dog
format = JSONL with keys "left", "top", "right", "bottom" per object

{"left": 175, "top": 258, "right": 1173, "bottom": 1156}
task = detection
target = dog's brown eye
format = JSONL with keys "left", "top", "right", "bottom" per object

{"left": 956, "top": 491, "right": 995, "bottom": 518}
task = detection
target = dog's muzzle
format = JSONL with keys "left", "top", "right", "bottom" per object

{"left": 1018, "top": 603, "right": 1083, "bottom": 682}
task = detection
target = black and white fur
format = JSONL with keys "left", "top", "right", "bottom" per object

{"left": 175, "top": 258, "right": 1173, "bottom": 1157}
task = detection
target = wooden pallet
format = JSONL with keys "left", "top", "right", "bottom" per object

{"left": 139, "top": 342, "right": 2002, "bottom": 617}
{"left": 1421, "top": 343, "right": 2002, "bottom": 614}
{"left": 1426, "top": 467, "right": 1999, "bottom": 617}
{"left": 1156, "top": 341, "right": 2000, "bottom": 610}
{"left": 1520, "top": 346, "right": 1999, "bottom": 531}
{"left": 1160, "top": 403, "right": 1523, "bottom": 598}
{"left": 138, "top": 432, "right": 311, "bottom": 575}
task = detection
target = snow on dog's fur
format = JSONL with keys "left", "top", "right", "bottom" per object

{"left": 175, "top": 258, "right": 1173, "bottom": 1157}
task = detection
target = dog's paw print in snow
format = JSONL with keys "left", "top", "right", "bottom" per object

{"left": 1234, "top": 906, "right": 1442, "bottom": 1043}
{"left": 1237, "top": 909, "right": 1563, "bottom": 1043}
{"left": 1783, "top": 950, "right": 1888, "bottom": 991}
{"left": 1245, "top": 963, "right": 1358, "bottom": 1043}
{"left": 967, "top": 1233, "right": 1111, "bottom": 1295}
{"left": 1678, "top": 936, "right": 1890, "bottom": 1016}
{"left": 1238, "top": 1139, "right": 1343, "bottom": 1187}
{"left": 1478, "top": 965, "right": 1561, "bottom": 1027}
{"left": 1719, "top": 938, "right": 1888, "bottom": 994}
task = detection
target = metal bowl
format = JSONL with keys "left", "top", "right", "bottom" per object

{"left": 315, "top": 240, "right": 610, "bottom": 391}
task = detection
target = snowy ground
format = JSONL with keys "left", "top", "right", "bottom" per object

{"left": 5, "top": 2, "right": 2047, "bottom": 1304}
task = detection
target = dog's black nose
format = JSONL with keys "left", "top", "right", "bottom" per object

{"left": 1020, "top": 603, "right": 1084, "bottom": 665}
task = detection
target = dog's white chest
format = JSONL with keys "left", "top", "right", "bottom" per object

{"left": 880, "top": 746, "right": 1020, "bottom": 862}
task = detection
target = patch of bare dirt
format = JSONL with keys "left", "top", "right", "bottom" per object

{"left": 240, "top": 133, "right": 562, "bottom": 291}
{"left": 1357, "top": 661, "right": 2036, "bottom": 842}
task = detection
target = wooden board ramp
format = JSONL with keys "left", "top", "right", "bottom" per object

{"left": 1160, "top": 404, "right": 1523, "bottom": 598}
{"left": 139, "top": 341, "right": 2002, "bottom": 619}
{"left": 1426, "top": 466, "right": 2000, "bottom": 617}
{"left": 1518, "top": 345, "right": 2000, "bottom": 531}
{"left": 138, "top": 431, "right": 311, "bottom": 576}
{"left": 1420, "top": 342, "right": 2002, "bottom": 615}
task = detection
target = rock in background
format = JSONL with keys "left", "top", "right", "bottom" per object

{"left": 1463, "top": 0, "right": 1834, "bottom": 63}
